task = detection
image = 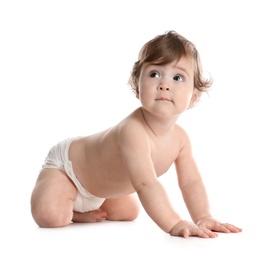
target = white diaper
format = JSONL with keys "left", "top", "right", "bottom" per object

{"left": 42, "top": 137, "right": 105, "bottom": 212}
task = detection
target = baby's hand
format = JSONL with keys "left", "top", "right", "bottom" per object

{"left": 196, "top": 216, "right": 242, "bottom": 234}
{"left": 170, "top": 220, "right": 218, "bottom": 238}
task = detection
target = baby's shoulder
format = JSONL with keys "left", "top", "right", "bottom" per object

{"left": 116, "top": 118, "right": 147, "bottom": 140}
{"left": 116, "top": 109, "right": 147, "bottom": 133}
{"left": 173, "top": 124, "right": 189, "bottom": 138}
{"left": 112, "top": 114, "right": 151, "bottom": 153}
{"left": 173, "top": 124, "right": 192, "bottom": 148}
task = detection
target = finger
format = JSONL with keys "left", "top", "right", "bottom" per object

{"left": 184, "top": 227, "right": 217, "bottom": 238}
{"left": 198, "top": 227, "right": 218, "bottom": 238}
{"left": 222, "top": 223, "right": 242, "bottom": 233}
{"left": 212, "top": 223, "right": 231, "bottom": 233}
{"left": 181, "top": 228, "right": 202, "bottom": 238}
{"left": 212, "top": 223, "right": 241, "bottom": 233}
{"left": 182, "top": 228, "right": 191, "bottom": 238}
{"left": 197, "top": 224, "right": 219, "bottom": 237}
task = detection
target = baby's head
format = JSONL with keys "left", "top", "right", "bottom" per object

{"left": 129, "top": 30, "right": 212, "bottom": 101}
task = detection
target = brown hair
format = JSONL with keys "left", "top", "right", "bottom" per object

{"left": 129, "top": 30, "right": 212, "bottom": 96}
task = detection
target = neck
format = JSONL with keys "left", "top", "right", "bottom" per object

{"left": 140, "top": 107, "right": 179, "bottom": 136}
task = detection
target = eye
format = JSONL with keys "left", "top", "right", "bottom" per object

{"left": 149, "top": 71, "right": 160, "bottom": 78}
{"left": 173, "top": 75, "right": 184, "bottom": 82}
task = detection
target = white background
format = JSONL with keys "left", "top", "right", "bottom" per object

{"left": 1, "top": 0, "right": 275, "bottom": 259}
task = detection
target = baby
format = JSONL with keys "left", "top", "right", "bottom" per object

{"left": 31, "top": 30, "right": 242, "bottom": 238}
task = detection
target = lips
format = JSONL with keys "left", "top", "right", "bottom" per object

{"left": 155, "top": 97, "right": 172, "bottom": 102}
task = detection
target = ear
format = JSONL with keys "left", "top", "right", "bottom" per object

{"left": 188, "top": 89, "right": 201, "bottom": 109}
{"left": 135, "top": 86, "right": 140, "bottom": 99}
{"left": 135, "top": 90, "right": 140, "bottom": 99}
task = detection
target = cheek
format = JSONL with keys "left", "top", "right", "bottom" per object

{"left": 138, "top": 89, "right": 149, "bottom": 101}
{"left": 177, "top": 88, "right": 193, "bottom": 100}
{"left": 175, "top": 90, "right": 194, "bottom": 107}
{"left": 138, "top": 79, "right": 153, "bottom": 95}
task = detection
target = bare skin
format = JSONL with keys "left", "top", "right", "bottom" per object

{"left": 31, "top": 57, "right": 242, "bottom": 238}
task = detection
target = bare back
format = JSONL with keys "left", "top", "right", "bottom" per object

{"left": 69, "top": 107, "right": 186, "bottom": 199}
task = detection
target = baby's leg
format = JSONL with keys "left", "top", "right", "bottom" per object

{"left": 31, "top": 168, "right": 78, "bottom": 228}
{"left": 31, "top": 168, "right": 108, "bottom": 227}
{"left": 72, "top": 209, "right": 107, "bottom": 223}
{"left": 100, "top": 194, "right": 140, "bottom": 221}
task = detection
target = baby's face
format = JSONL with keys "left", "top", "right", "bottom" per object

{"left": 137, "top": 56, "right": 196, "bottom": 118}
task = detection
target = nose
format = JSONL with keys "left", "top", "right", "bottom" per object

{"left": 157, "top": 83, "right": 171, "bottom": 91}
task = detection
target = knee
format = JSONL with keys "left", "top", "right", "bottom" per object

{"left": 31, "top": 203, "right": 72, "bottom": 228}
{"left": 124, "top": 202, "right": 140, "bottom": 221}
{"left": 126, "top": 194, "right": 140, "bottom": 220}
{"left": 101, "top": 194, "right": 140, "bottom": 221}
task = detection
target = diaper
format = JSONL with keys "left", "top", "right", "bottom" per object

{"left": 42, "top": 137, "right": 105, "bottom": 213}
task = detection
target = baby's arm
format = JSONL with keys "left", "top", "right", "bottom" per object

{"left": 118, "top": 123, "right": 217, "bottom": 238}
{"left": 119, "top": 126, "right": 181, "bottom": 232}
{"left": 174, "top": 132, "right": 242, "bottom": 235}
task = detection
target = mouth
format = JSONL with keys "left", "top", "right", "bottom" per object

{"left": 155, "top": 97, "right": 173, "bottom": 102}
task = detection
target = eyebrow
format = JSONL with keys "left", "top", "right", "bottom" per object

{"left": 174, "top": 65, "right": 191, "bottom": 78}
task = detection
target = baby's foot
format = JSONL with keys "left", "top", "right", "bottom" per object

{"left": 72, "top": 209, "right": 107, "bottom": 223}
